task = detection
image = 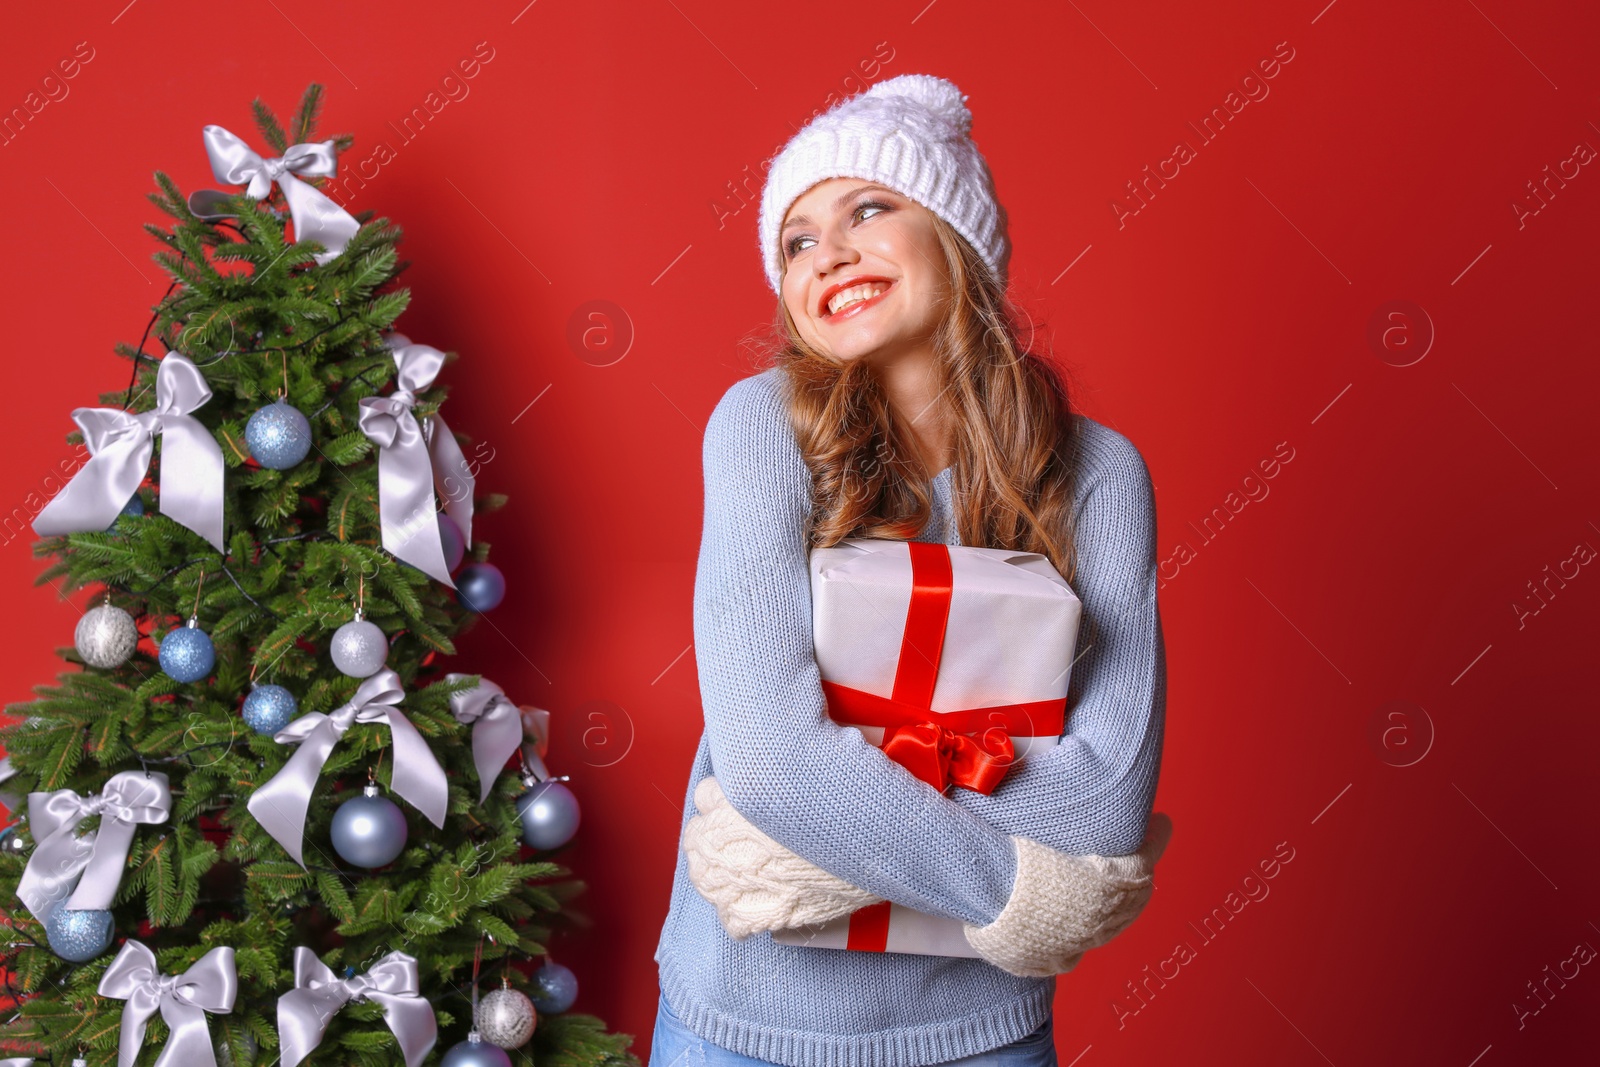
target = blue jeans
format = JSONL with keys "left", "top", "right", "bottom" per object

{"left": 648, "top": 992, "right": 1058, "bottom": 1067}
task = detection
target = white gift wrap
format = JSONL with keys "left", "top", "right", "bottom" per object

{"left": 771, "top": 537, "right": 1083, "bottom": 957}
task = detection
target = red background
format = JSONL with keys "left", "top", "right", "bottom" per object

{"left": 3, "top": 1, "right": 1598, "bottom": 1063}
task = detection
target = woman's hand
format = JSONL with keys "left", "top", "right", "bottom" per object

{"left": 682, "top": 776, "right": 885, "bottom": 939}
{"left": 684, "top": 771, "right": 1174, "bottom": 975}
{"left": 964, "top": 812, "right": 1174, "bottom": 978}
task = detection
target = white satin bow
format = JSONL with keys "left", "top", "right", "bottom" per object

{"left": 188, "top": 124, "right": 360, "bottom": 265}
{"left": 278, "top": 947, "right": 437, "bottom": 1067}
{"left": 16, "top": 771, "right": 171, "bottom": 927}
{"left": 356, "top": 334, "right": 476, "bottom": 586}
{"left": 32, "top": 351, "right": 224, "bottom": 550}
{"left": 445, "top": 674, "right": 530, "bottom": 804}
{"left": 98, "top": 940, "right": 237, "bottom": 1067}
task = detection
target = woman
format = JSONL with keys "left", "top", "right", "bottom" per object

{"left": 651, "top": 74, "right": 1172, "bottom": 1067}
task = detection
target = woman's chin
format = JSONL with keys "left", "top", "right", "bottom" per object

{"left": 820, "top": 329, "right": 916, "bottom": 366}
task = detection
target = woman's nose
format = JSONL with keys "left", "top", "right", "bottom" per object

{"left": 814, "top": 225, "right": 859, "bottom": 278}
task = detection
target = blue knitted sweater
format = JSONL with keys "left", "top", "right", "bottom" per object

{"left": 654, "top": 366, "right": 1166, "bottom": 1067}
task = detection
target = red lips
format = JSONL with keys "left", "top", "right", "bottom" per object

{"left": 818, "top": 275, "right": 895, "bottom": 318}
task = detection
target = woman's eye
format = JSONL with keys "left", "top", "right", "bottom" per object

{"left": 785, "top": 200, "right": 891, "bottom": 258}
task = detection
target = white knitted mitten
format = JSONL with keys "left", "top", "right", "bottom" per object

{"left": 964, "top": 812, "right": 1174, "bottom": 978}
{"left": 682, "top": 776, "right": 885, "bottom": 940}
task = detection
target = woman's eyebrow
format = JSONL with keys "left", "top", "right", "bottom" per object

{"left": 782, "top": 185, "right": 898, "bottom": 233}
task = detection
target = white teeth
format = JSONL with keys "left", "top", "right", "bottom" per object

{"left": 827, "top": 282, "right": 888, "bottom": 315}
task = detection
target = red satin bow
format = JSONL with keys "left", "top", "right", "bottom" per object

{"left": 881, "top": 721, "right": 1015, "bottom": 794}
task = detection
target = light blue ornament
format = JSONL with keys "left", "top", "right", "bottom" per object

{"left": 159, "top": 618, "right": 215, "bottom": 682}
{"left": 456, "top": 563, "right": 506, "bottom": 613}
{"left": 515, "top": 777, "right": 579, "bottom": 850}
{"left": 46, "top": 907, "right": 115, "bottom": 962}
{"left": 330, "top": 784, "right": 408, "bottom": 868}
{"left": 242, "top": 683, "right": 297, "bottom": 736}
{"left": 529, "top": 961, "right": 579, "bottom": 1014}
{"left": 245, "top": 396, "right": 313, "bottom": 470}
{"left": 440, "top": 1033, "right": 513, "bottom": 1067}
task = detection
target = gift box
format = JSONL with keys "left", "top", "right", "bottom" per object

{"left": 771, "top": 537, "right": 1082, "bottom": 957}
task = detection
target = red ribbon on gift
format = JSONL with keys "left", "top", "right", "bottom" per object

{"left": 819, "top": 541, "right": 1070, "bottom": 951}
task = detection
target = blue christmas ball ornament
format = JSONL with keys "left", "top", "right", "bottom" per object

{"left": 529, "top": 961, "right": 579, "bottom": 1014}
{"left": 242, "top": 683, "right": 297, "bottom": 736}
{"left": 515, "top": 778, "right": 580, "bottom": 850}
{"left": 456, "top": 563, "right": 506, "bottom": 613}
{"left": 46, "top": 908, "right": 115, "bottom": 963}
{"left": 159, "top": 619, "right": 215, "bottom": 683}
{"left": 330, "top": 784, "right": 408, "bottom": 868}
{"left": 440, "top": 1034, "right": 512, "bottom": 1067}
{"left": 245, "top": 397, "right": 313, "bottom": 470}
{"left": 438, "top": 513, "right": 466, "bottom": 573}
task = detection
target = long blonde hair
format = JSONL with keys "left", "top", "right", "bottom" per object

{"left": 767, "top": 212, "right": 1086, "bottom": 590}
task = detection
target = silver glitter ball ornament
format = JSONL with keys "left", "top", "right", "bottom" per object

{"left": 330, "top": 616, "right": 388, "bottom": 677}
{"left": 476, "top": 986, "right": 537, "bottom": 1049}
{"left": 46, "top": 907, "right": 115, "bottom": 962}
{"left": 330, "top": 783, "right": 408, "bottom": 868}
{"left": 440, "top": 1033, "right": 513, "bottom": 1067}
{"left": 515, "top": 777, "right": 580, "bottom": 851}
{"left": 245, "top": 396, "right": 313, "bottom": 470}
{"left": 242, "top": 683, "right": 297, "bottom": 736}
{"left": 75, "top": 603, "right": 139, "bottom": 669}
{"left": 158, "top": 618, "right": 215, "bottom": 683}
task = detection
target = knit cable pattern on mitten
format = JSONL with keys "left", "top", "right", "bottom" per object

{"left": 682, "top": 776, "right": 885, "bottom": 940}
{"left": 964, "top": 812, "right": 1174, "bottom": 978}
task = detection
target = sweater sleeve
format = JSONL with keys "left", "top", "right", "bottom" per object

{"left": 948, "top": 417, "right": 1167, "bottom": 857}
{"left": 692, "top": 372, "right": 1018, "bottom": 928}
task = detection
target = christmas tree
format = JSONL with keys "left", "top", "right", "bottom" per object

{"left": 0, "top": 84, "right": 639, "bottom": 1067}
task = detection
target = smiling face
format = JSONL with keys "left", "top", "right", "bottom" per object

{"left": 778, "top": 177, "right": 951, "bottom": 367}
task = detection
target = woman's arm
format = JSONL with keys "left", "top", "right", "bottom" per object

{"left": 950, "top": 416, "right": 1167, "bottom": 857}
{"left": 692, "top": 371, "right": 1017, "bottom": 928}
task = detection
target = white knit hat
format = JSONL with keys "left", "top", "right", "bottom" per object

{"left": 758, "top": 73, "right": 1010, "bottom": 296}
